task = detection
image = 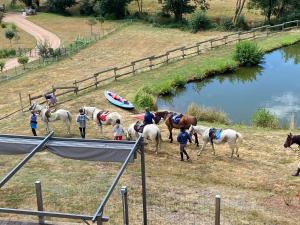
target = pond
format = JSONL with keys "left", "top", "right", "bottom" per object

{"left": 157, "top": 44, "right": 300, "bottom": 124}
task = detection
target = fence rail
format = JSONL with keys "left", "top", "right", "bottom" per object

{"left": 25, "top": 20, "right": 299, "bottom": 105}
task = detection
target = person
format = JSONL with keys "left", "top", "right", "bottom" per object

{"left": 76, "top": 108, "right": 89, "bottom": 139}
{"left": 44, "top": 93, "right": 57, "bottom": 107}
{"left": 143, "top": 107, "right": 154, "bottom": 125}
{"left": 112, "top": 119, "right": 125, "bottom": 140}
{"left": 30, "top": 110, "right": 38, "bottom": 136}
{"left": 177, "top": 126, "right": 191, "bottom": 161}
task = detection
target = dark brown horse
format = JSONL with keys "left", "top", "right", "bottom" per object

{"left": 154, "top": 111, "right": 199, "bottom": 146}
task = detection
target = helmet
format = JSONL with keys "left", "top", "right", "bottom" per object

{"left": 145, "top": 107, "right": 150, "bottom": 112}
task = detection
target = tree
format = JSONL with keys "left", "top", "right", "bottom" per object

{"left": 163, "top": 0, "right": 196, "bottom": 21}
{"left": 5, "top": 29, "right": 15, "bottom": 48}
{"left": 0, "top": 61, "right": 5, "bottom": 72}
{"left": 193, "top": 0, "right": 209, "bottom": 11}
{"left": 135, "top": 0, "right": 143, "bottom": 13}
{"left": 47, "top": 0, "right": 76, "bottom": 13}
{"left": 18, "top": 56, "right": 29, "bottom": 69}
{"left": 233, "top": 0, "right": 246, "bottom": 24}
{"left": 247, "top": 0, "right": 280, "bottom": 23}
{"left": 87, "top": 18, "right": 97, "bottom": 35}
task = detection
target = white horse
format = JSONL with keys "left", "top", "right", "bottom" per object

{"left": 127, "top": 121, "right": 162, "bottom": 154}
{"left": 189, "top": 125, "right": 243, "bottom": 157}
{"left": 29, "top": 102, "right": 72, "bottom": 134}
{"left": 82, "top": 106, "right": 122, "bottom": 137}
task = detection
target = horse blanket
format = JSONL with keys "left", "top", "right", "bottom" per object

{"left": 171, "top": 113, "right": 183, "bottom": 124}
{"left": 97, "top": 112, "right": 109, "bottom": 123}
{"left": 209, "top": 128, "right": 222, "bottom": 140}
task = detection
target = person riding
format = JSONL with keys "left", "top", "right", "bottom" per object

{"left": 44, "top": 93, "right": 57, "bottom": 107}
{"left": 143, "top": 107, "right": 154, "bottom": 125}
{"left": 177, "top": 126, "right": 191, "bottom": 161}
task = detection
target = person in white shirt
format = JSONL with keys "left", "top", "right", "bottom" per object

{"left": 112, "top": 119, "right": 124, "bottom": 140}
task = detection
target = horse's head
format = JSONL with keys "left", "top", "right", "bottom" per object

{"left": 29, "top": 102, "right": 43, "bottom": 113}
{"left": 154, "top": 111, "right": 169, "bottom": 121}
{"left": 284, "top": 133, "right": 294, "bottom": 148}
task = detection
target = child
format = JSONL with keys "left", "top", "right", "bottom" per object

{"left": 30, "top": 110, "right": 37, "bottom": 136}
{"left": 112, "top": 119, "right": 125, "bottom": 140}
{"left": 76, "top": 108, "right": 89, "bottom": 138}
{"left": 177, "top": 126, "right": 191, "bottom": 161}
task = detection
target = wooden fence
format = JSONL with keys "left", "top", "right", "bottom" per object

{"left": 19, "top": 20, "right": 300, "bottom": 107}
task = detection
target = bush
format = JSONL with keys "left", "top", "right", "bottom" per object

{"left": 186, "top": 103, "right": 230, "bottom": 124}
{"left": 188, "top": 10, "right": 211, "bottom": 33}
{"left": 134, "top": 87, "right": 156, "bottom": 110}
{"left": 0, "top": 49, "right": 16, "bottom": 58}
{"left": 251, "top": 108, "right": 279, "bottom": 128}
{"left": 219, "top": 17, "right": 234, "bottom": 31}
{"left": 156, "top": 81, "right": 173, "bottom": 95}
{"left": 47, "top": 0, "right": 76, "bottom": 13}
{"left": 17, "top": 56, "right": 29, "bottom": 69}
{"left": 1, "top": 23, "right": 6, "bottom": 29}
{"left": 234, "top": 15, "right": 249, "bottom": 30}
{"left": 0, "top": 61, "right": 5, "bottom": 72}
{"left": 171, "top": 75, "right": 185, "bottom": 88}
{"left": 234, "top": 41, "right": 263, "bottom": 66}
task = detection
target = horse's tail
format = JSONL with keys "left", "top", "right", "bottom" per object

{"left": 236, "top": 132, "right": 243, "bottom": 145}
{"left": 67, "top": 111, "right": 72, "bottom": 123}
{"left": 155, "top": 130, "right": 162, "bottom": 152}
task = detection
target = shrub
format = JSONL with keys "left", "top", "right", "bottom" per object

{"left": 156, "top": 81, "right": 173, "bottom": 95}
{"left": 1, "top": 23, "right": 6, "bottom": 28}
{"left": 47, "top": 0, "right": 76, "bottom": 13}
{"left": 171, "top": 75, "right": 185, "bottom": 88}
{"left": 219, "top": 17, "right": 234, "bottom": 31}
{"left": 186, "top": 103, "right": 230, "bottom": 124}
{"left": 234, "top": 41, "right": 263, "bottom": 66}
{"left": 0, "top": 61, "right": 5, "bottom": 72}
{"left": 134, "top": 87, "right": 156, "bottom": 110}
{"left": 188, "top": 10, "right": 211, "bottom": 33}
{"left": 17, "top": 56, "right": 29, "bottom": 69}
{"left": 251, "top": 108, "right": 279, "bottom": 128}
{"left": 0, "top": 49, "right": 16, "bottom": 58}
{"left": 234, "top": 15, "right": 249, "bottom": 30}
{"left": 5, "top": 29, "right": 15, "bottom": 47}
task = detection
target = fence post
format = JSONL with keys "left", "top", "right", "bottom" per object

{"left": 238, "top": 32, "right": 241, "bottom": 42}
{"left": 196, "top": 43, "right": 200, "bottom": 54}
{"left": 74, "top": 80, "right": 78, "bottom": 95}
{"left": 224, "top": 36, "right": 227, "bottom": 45}
{"left": 297, "top": 20, "right": 299, "bottom": 28}
{"left": 120, "top": 186, "right": 129, "bottom": 225}
{"left": 94, "top": 75, "right": 98, "bottom": 88}
{"left": 210, "top": 40, "right": 213, "bottom": 49}
{"left": 253, "top": 30, "right": 256, "bottom": 39}
{"left": 149, "top": 57, "right": 154, "bottom": 70}
{"left": 131, "top": 62, "right": 135, "bottom": 75}
{"left": 282, "top": 23, "right": 284, "bottom": 31}
{"left": 114, "top": 67, "right": 118, "bottom": 80}
{"left": 35, "top": 180, "right": 45, "bottom": 224}
{"left": 215, "top": 195, "right": 221, "bottom": 225}
{"left": 166, "top": 52, "right": 169, "bottom": 63}
{"left": 181, "top": 47, "right": 185, "bottom": 58}
{"left": 28, "top": 94, "right": 32, "bottom": 106}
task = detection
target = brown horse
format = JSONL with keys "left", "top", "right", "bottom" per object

{"left": 154, "top": 111, "right": 199, "bottom": 146}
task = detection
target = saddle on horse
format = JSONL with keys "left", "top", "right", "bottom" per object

{"left": 96, "top": 111, "right": 109, "bottom": 124}
{"left": 171, "top": 113, "right": 183, "bottom": 124}
{"left": 209, "top": 128, "right": 222, "bottom": 140}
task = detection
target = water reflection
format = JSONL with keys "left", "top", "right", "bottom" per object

{"left": 157, "top": 44, "right": 300, "bottom": 124}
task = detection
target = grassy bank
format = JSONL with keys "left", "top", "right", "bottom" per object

{"left": 133, "top": 30, "right": 300, "bottom": 110}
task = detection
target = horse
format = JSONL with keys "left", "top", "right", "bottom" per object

{"left": 127, "top": 121, "right": 162, "bottom": 154}
{"left": 82, "top": 106, "right": 122, "bottom": 137}
{"left": 154, "top": 111, "right": 199, "bottom": 146}
{"left": 29, "top": 102, "right": 72, "bottom": 134}
{"left": 189, "top": 125, "right": 243, "bottom": 157}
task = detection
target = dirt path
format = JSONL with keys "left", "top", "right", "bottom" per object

{"left": 2, "top": 13, "right": 61, "bottom": 71}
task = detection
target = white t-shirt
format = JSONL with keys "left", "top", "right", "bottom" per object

{"left": 112, "top": 124, "right": 124, "bottom": 136}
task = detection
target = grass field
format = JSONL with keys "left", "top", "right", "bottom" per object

{"left": 0, "top": 23, "right": 36, "bottom": 49}
{"left": 27, "top": 13, "right": 120, "bottom": 46}
{"left": 0, "top": 22, "right": 230, "bottom": 114}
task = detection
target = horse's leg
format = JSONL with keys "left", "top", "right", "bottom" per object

{"left": 44, "top": 121, "right": 49, "bottom": 134}
{"left": 194, "top": 133, "right": 199, "bottom": 147}
{"left": 211, "top": 141, "right": 216, "bottom": 155}
{"left": 169, "top": 127, "right": 173, "bottom": 143}
{"left": 197, "top": 141, "right": 207, "bottom": 156}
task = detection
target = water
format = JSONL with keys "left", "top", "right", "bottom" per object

{"left": 157, "top": 44, "right": 300, "bottom": 124}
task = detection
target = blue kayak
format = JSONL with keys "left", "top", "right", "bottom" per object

{"left": 104, "top": 91, "right": 134, "bottom": 110}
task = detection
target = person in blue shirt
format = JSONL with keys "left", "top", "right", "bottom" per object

{"left": 177, "top": 126, "right": 191, "bottom": 161}
{"left": 143, "top": 107, "right": 154, "bottom": 125}
{"left": 30, "top": 110, "right": 37, "bottom": 136}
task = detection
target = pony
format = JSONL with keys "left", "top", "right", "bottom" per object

{"left": 82, "top": 106, "right": 122, "bottom": 136}
{"left": 29, "top": 102, "right": 72, "bottom": 134}
{"left": 189, "top": 125, "right": 243, "bottom": 157}
{"left": 127, "top": 121, "right": 162, "bottom": 154}
{"left": 154, "top": 111, "right": 199, "bottom": 146}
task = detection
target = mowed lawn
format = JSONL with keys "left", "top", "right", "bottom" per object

{"left": 0, "top": 23, "right": 230, "bottom": 114}
{"left": 27, "top": 13, "right": 120, "bottom": 46}
{"left": 128, "top": 0, "right": 264, "bottom": 22}
{"left": 0, "top": 24, "right": 36, "bottom": 49}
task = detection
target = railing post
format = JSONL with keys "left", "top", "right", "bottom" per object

{"left": 94, "top": 75, "right": 98, "bottom": 88}
{"left": 215, "top": 194, "right": 221, "bottom": 225}
{"left": 238, "top": 32, "right": 241, "bottom": 42}
{"left": 282, "top": 23, "right": 284, "bottom": 31}
{"left": 131, "top": 62, "right": 135, "bottom": 75}
{"left": 35, "top": 180, "right": 45, "bottom": 224}
{"left": 149, "top": 57, "right": 153, "bottom": 70}
{"left": 196, "top": 43, "right": 200, "bottom": 54}
{"left": 210, "top": 40, "right": 213, "bottom": 48}
{"left": 28, "top": 93, "right": 32, "bottom": 106}
{"left": 114, "top": 67, "right": 118, "bottom": 80}
{"left": 166, "top": 52, "right": 169, "bottom": 63}
{"left": 224, "top": 36, "right": 227, "bottom": 45}
{"left": 120, "top": 186, "right": 129, "bottom": 225}
{"left": 74, "top": 80, "right": 78, "bottom": 95}
{"left": 181, "top": 47, "right": 185, "bottom": 58}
